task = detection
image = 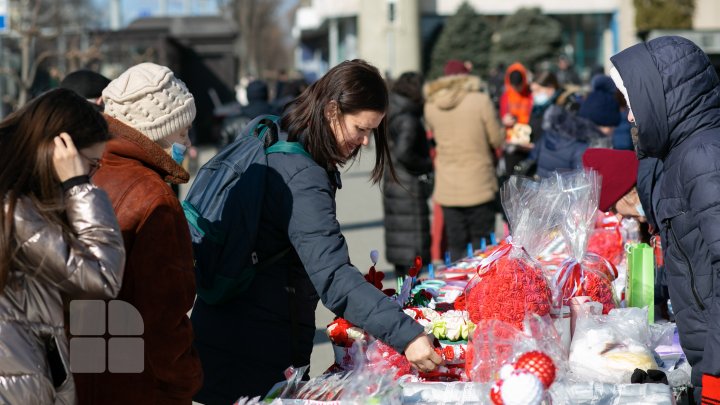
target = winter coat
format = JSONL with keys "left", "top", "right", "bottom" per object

{"left": 0, "top": 183, "right": 125, "bottom": 405}
{"left": 75, "top": 116, "right": 202, "bottom": 405}
{"left": 191, "top": 133, "right": 425, "bottom": 403}
{"left": 611, "top": 36, "right": 720, "bottom": 387}
{"left": 382, "top": 93, "right": 433, "bottom": 266}
{"left": 424, "top": 75, "right": 503, "bottom": 207}
{"left": 532, "top": 105, "right": 605, "bottom": 178}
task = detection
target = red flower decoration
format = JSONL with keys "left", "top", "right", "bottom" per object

{"left": 465, "top": 251, "right": 552, "bottom": 330}
{"left": 588, "top": 227, "right": 624, "bottom": 266}
{"left": 453, "top": 293, "right": 467, "bottom": 310}
{"left": 364, "top": 265, "right": 385, "bottom": 290}
{"left": 555, "top": 259, "right": 617, "bottom": 314}
{"left": 444, "top": 346, "right": 456, "bottom": 361}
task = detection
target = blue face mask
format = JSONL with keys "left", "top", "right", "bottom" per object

{"left": 171, "top": 143, "right": 187, "bottom": 165}
{"left": 533, "top": 93, "right": 550, "bottom": 106}
{"left": 635, "top": 203, "right": 646, "bottom": 218}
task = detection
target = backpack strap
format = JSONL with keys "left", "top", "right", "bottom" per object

{"left": 182, "top": 201, "right": 225, "bottom": 244}
{"left": 266, "top": 141, "right": 311, "bottom": 159}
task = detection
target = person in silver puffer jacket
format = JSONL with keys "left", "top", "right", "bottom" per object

{"left": 0, "top": 88, "right": 125, "bottom": 405}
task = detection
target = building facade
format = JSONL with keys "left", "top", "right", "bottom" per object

{"left": 293, "top": 0, "right": 720, "bottom": 80}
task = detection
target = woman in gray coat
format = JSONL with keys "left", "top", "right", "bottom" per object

{"left": 0, "top": 88, "right": 125, "bottom": 404}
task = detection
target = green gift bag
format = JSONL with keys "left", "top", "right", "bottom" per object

{"left": 627, "top": 243, "right": 655, "bottom": 323}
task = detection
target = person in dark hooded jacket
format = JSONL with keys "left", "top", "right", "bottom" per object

{"left": 611, "top": 36, "right": 720, "bottom": 403}
{"left": 382, "top": 72, "right": 433, "bottom": 277}
{"left": 242, "top": 79, "right": 278, "bottom": 118}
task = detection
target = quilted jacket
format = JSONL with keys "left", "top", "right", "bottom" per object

{"left": 611, "top": 36, "right": 720, "bottom": 389}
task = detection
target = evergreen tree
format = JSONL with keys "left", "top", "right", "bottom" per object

{"left": 428, "top": 2, "right": 492, "bottom": 79}
{"left": 490, "top": 8, "right": 562, "bottom": 71}
{"left": 634, "top": 0, "right": 694, "bottom": 33}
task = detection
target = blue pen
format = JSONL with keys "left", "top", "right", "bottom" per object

{"left": 490, "top": 232, "right": 497, "bottom": 246}
{"left": 428, "top": 263, "right": 435, "bottom": 279}
{"left": 467, "top": 243, "right": 473, "bottom": 258}
{"left": 481, "top": 238, "right": 487, "bottom": 252}
{"left": 444, "top": 251, "right": 451, "bottom": 265}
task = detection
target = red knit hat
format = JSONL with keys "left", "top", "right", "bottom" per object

{"left": 444, "top": 59, "right": 469, "bottom": 76}
{"left": 582, "top": 149, "right": 639, "bottom": 212}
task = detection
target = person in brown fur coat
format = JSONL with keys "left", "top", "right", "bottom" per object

{"left": 74, "top": 63, "right": 202, "bottom": 405}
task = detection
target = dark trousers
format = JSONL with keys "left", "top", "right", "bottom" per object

{"left": 442, "top": 202, "right": 495, "bottom": 262}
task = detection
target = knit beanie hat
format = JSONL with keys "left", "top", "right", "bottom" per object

{"left": 444, "top": 59, "right": 470, "bottom": 76}
{"left": 578, "top": 74, "right": 621, "bottom": 127}
{"left": 103, "top": 63, "right": 196, "bottom": 142}
{"left": 582, "top": 148, "right": 639, "bottom": 212}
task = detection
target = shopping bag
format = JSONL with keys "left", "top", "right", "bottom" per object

{"left": 626, "top": 243, "right": 654, "bottom": 323}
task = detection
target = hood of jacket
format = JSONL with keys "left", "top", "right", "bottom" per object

{"left": 610, "top": 36, "right": 720, "bottom": 159}
{"left": 543, "top": 105, "right": 604, "bottom": 143}
{"left": 423, "top": 74, "right": 482, "bottom": 111}
{"left": 504, "top": 62, "right": 531, "bottom": 95}
{"left": 389, "top": 92, "right": 422, "bottom": 118}
{"left": 103, "top": 115, "right": 190, "bottom": 184}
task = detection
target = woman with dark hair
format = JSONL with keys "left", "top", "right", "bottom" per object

{"left": 191, "top": 60, "right": 441, "bottom": 403}
{"left": 0, "top": 88, "right": 125, "bottom": 404}
{"left": 382, "top": 72, "right": 433, "bottom": 277}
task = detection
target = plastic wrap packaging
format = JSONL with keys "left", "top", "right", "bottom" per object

{"left": 568, "top": 307, "right": 671, "bottom": 384}
{"left": 549, "top": 381, "right": 674, "bottom": 405}
{"left": 588, "top": 214, "right": 625, "bottom": 266}
{"left": 467, "top": 314, "right": 568, "bottom": 385}
{"left": 552, "top": 171, "right": 619, "bottom": 315}
{"left": 267, "top": 341, "right": 403, "bottom": 404}
{"left": 466, "top": 319, "right": 521, "bottom": 382}
{"left": 465, "top": 176, "right": 565, "bottom": 331}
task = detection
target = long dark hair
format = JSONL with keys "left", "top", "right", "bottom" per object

{"left": 0, "top": 88, "right": 110, "bottom": 291}
{"left": 281, "top": 59, "right": 395, "bottom": 183}
{"left": 392, "top": 72, "right": 424, "bottom": 106}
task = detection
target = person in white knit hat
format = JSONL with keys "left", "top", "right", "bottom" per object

{"left": 74, "top": 62, "right": 203, "bottom": 405}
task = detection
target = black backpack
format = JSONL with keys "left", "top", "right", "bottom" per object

{"left": 182, "top": 115, "right": 310, "bottom": 304}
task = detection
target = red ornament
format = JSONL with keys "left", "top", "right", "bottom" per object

{"left": 408, "top": 256, "right": 422, "bottom": 278}
{"left": 514, "top": 351, "right": 556, "bottom": 389}
{"left": 490, "top": 379, "right": 504, "bottom": 405}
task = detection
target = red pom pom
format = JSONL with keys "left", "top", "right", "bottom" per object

{"left": 490, "top": 379, "right": 504, "bottom": 405}
{"left": 514, "top": 351, "right": 556, "bottom": 389}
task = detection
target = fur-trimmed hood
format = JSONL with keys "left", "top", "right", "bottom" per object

{"left": 103, "top": 114, "right": 190, "bottom": 184}
{"left": 423, "top": 74, "right": 483, "bottom": 111}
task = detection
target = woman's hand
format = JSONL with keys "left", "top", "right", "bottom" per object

{"left": 53, "top": 132, "right": 87, "bottom": 182}
{"left": 404, "top": 333, "right": 443, "bottom": 372}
